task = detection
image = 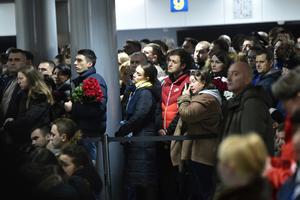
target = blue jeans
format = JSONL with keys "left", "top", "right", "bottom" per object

{"left": 79, "top": 137, "right": 97, "bottom": 161}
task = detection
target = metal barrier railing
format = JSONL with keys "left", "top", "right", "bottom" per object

{"left": 96, "top": 133, "right": 218, "bottom": 200}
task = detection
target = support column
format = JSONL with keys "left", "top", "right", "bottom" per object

{"left": 15, "top": 0, "right": 58, "bottom": 65}
{"left": 15, "top": 0, "right": 35, "bottom": 52}
{"left": 69, "top": 0, "right": 122, "bottom": 199}
{"left": 56, "top": 0, "right": 70, "bottom": 49}
{"left": 35, "top": 0, "right": 58, "bottom": 61}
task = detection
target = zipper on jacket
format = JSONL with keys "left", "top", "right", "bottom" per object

{"left": 163, "top": 83, "right": 174, "bottom": 129}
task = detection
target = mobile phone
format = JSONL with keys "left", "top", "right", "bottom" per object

{"left": 185, "top": 82, "right": 189, "bottom": 89}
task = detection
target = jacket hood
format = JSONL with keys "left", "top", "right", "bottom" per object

{"left": 199, "top": 89, "right": 222, "bottom": 105}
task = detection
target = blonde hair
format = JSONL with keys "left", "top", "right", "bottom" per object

{"left": 118, "top": 52, "right": 130, "bottom": 65}
{"left": 218, "top": 133, "right": 267, "bottom": 179}
{"left": 18, "top": 66, "right": 54, "bottom": 108}
{"left": 119, "top": 60, "right": 131, "bottom": 86}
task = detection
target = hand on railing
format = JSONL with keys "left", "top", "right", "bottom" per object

{"left": 158, "top": 129, "right": 167, "bottom": 136}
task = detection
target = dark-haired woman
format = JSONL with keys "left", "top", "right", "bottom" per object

{"left": 51, "top": 64, "right": 71, "bottom": 120}
{"left": 115, "top": 64, "right": 161, "bottom": 200}
{"left": 171, "top": 69, "right": 223, "bottom": 200}
{"left": 209, "top": 50, "right": 233, "bottom": 100}
{"left": 59, "top": 144, "right": 102, "bottom": 200}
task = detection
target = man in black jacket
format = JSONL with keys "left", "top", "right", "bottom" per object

{"left": 64, "top": 49, "right": 107, "bottom": 161}
{"left": 0, "top": 48, "right": 29, "bottom": 125}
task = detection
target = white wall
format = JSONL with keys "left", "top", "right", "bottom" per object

{"left": 117, "top": 28, "right": 178, "bottom": 49}
{"left": 0, "top": 3, "right": 15, "bottom": 36}
{"left": 1, "top": 1, "right": 300, "bottom": 38}
{"left": 115, "top": 0, "right": 300, "bottom": 30}
{"left": 263, "top": 0, "right": 300, "bottom": 22}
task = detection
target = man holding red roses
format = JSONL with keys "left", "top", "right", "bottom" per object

{"left": 64, "top": 49, "right": 107, "bottom": 162}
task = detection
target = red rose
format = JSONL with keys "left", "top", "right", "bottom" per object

{"left": 74, "top": 77, "right": 103, "bottom": 103}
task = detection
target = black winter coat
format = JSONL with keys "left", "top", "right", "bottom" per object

{"left": 4, "top": 90, "right": 51, "bottom": 145}
{"left": 71, "top": 67, "right": 107, "bottom": 137}
{"left": 116, "top": 86, "right": 161, "bottom": 186}
{"left": 72, "top": 167, "right": 102, "bottom": 196}
{"left": 51, "top": 80, "right": 71, "bottom": 120}
{"left": 0, "top": 76, "right": 20, "bottom": 124}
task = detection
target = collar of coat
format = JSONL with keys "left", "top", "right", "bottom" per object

{"left": 227, "top": 84, "right": 272, "bottom": 109}
{"left": 163, "top": 73, "right": 189, "bottom": 85}
{"left": 72, "top": 67, "right": 96, "bottom": 86}
{"left": 135, "top": 80, "right": 152, "bottom": 89}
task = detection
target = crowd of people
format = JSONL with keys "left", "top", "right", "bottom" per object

{"left": 1, "top": 26, "right": 300, "bottom": 200}
{"left": 0, "top": 48, "right": 105, "bottom": 199}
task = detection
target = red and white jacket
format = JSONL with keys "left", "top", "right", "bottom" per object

{"left": 161, "top": 74, "right": 190, "bottom": 130}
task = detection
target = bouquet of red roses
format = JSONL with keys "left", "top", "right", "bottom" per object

{"left": 72, "top": 77, "right": 103, "bottom": 103}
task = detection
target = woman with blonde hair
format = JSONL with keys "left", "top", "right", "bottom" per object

{"left": 3, "top": 66, "right": 53, "bottom": 147}
{"left": 119, "top": 60, "right": 131, "bottom": 98}
{"left": 118, "top": 52, "right": 131, "bottom": 94}
{"left": 216, "top": 133, "right": 272, "bottom": 200}
{"left": 118, "top": 52, "right": 130, "bottom": 66}
{"left": 20, "top": 66, "right": 54, "bottom": 106}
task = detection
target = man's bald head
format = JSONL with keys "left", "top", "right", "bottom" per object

{"left": 227, "top": 62, "right": 253, "bottom": 95}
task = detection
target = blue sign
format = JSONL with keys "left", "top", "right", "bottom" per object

{"left": 170, "top": 0, "right": 188, "bottom": 12}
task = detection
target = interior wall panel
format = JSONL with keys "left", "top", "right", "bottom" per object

{"left": 186, "top": 0, "right": 224, "bottom": 26}
{"left": 115, "top": 0, "right": 146, "bottom": 30}
{"left": 262, "top": 0, "right": 300, "bottom": 22}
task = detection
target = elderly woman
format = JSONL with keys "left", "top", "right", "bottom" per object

{"left": 171, "top": 69, "right": 223, "bottom": 200}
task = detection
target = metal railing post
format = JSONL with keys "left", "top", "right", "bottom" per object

{"left": 102, "top": 134, "right": 112, "bottom": 200}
